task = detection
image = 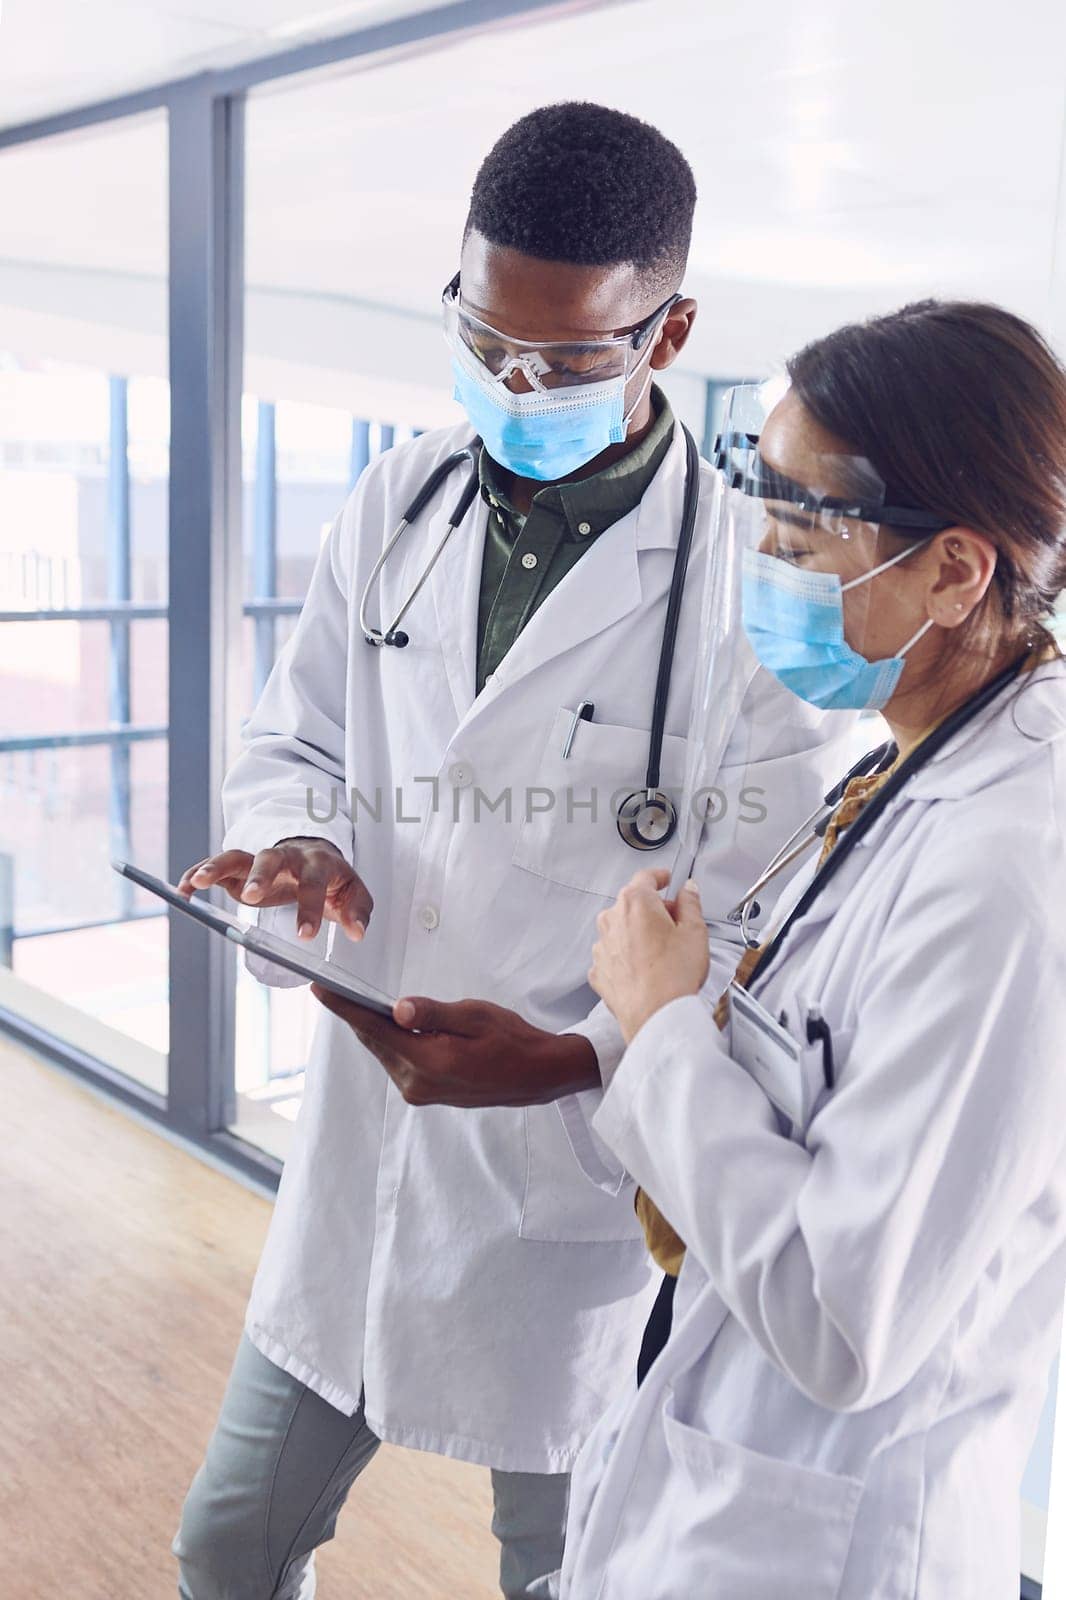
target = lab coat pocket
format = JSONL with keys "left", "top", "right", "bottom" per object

{"left": 649, "top": 1407, "right": 863, "bottom": 1599}
{"left": 511, "top": 707, "right": 687, "bottom": 899}
{"left": 788, "top": 990, "right": 854, "bottom": 1134}
{"left": 520, "top": 1102, "right": 645, "bottom": 1243}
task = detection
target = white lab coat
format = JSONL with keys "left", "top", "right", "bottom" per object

{"left": 558, "top": 661, "right": 1066, "bottom": 1596}
{"left": 221, "top": 420, "right": 856, "bottom": 1472}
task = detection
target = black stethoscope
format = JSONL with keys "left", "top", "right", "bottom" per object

{"left": 359, "top": 426, "right": 703, "bottom": 852}
{"left": 736, "top": 650, "right": 1032, "bottom": 982}
{"left": 359, "top": 441, "right": 483, "bottom": 651}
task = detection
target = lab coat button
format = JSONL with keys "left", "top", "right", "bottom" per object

{"left": 418, "top": 905, "right": 440, "bottom": 931}
{"left": 448, "top": 762, "right": 473, "bottom": 789}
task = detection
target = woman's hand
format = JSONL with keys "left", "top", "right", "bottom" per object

{"left": 589, "top": 867, "right": 710, "bottom": 1043}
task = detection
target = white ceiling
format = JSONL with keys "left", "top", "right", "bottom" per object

{"left": 0, "top": 0, "right": 467, "bottom": 127}
{"left": 0, "top": 0, "right": 1065, "bottom": 422}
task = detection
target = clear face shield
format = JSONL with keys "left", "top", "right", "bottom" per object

{"left": 676, "top": 382, "right": 951, "bottom": 925}
{"left": 715, "top": 382, "right": 952, "bottom": 712}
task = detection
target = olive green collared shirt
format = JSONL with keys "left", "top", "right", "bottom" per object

{"left": 475, "top": 386, "right": 676, "bottom": 694}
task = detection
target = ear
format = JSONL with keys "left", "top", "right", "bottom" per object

{"left": 651, "top": 298, "right": 698, "bottom": 371}
{"left": 926, "top": 527, "right": 999, "bottom": 628}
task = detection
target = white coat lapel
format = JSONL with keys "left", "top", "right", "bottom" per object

{"left": 472, "top": 426, "right": 689, "bottom": 703}
{"left": 428, "top": 495, "right": 490, "bottom": 722}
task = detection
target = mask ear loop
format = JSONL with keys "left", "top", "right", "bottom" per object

{"left": 840, "top": 533, "right": 937, "bottom": 662}
{"left": 621, "top": 327, "right": 660, "bottom": 425}
{"left": 621, "top": 361, "right": 656, "bottom": 432}
{"left": 840, "top": 532, "right": 935, "bottom": 592}
{"left": 895, "top": 616, "right": 936, "bottom": 656}
{"left": 620, "top": 301, "right": 678, "bottom": 430}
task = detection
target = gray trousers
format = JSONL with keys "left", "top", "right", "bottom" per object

{"left": 173, "top": 1335, "right": 569, "bottom": 1599}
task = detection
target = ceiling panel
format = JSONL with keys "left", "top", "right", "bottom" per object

{"left": 1, "top": 0, "right": 1065, "bottom": 384}
{"left": 237, "top": 0, "right": 1066, "bottom": 358}
{"left": 0, "top": 0, "right": 466, "bottom": 127}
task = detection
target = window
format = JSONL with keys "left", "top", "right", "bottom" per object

{"left": 0, "top": 114, "right": 169, "bottom": 1093}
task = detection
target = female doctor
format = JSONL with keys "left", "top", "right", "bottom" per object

{"left": 559, "top": 300, "right": 1066, "bottom": 1599}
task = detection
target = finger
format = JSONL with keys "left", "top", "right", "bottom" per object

{"left": 329, "top": 872, "right": 375, "bottom": 941}
{"left": 241, "top": 847, "right": 289, "bottom": 903}
{"left": 624, "top": 866, "right": 672, "bottom": 898}
{"left": 673, "top": 877, "right": 705, "bottom": 927}
{"left": 176, "top": 857, "right": 213, "bottom": 898}
{"left": 177, "top": 850, "right": 252, "bottom": 898}
{"left": 294, "top": 864, "right": 330, "bottom": 940}
{"left": 311, "top": 982, "right": 401, "bottom": 1044}
{"left": 391, "top": 996, "right": 481, "bottom": 1036}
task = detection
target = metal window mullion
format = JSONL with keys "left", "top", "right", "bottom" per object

{"left": 349, "top": 418, "right": 370, "bottom": 491}
{"left": 108, "top": 376, "right": 134, "bottom": 917}
{"left": 167, "top": 79, "right": 245, "bottom": 1137}
{"left": 253, "top": 400, "right": 277, "bottom": 699}
{"left": 0, "top": 727, "right": 167, "bottom": 754}
{"left": 0, "top": 0, "right": 591, "bottom": 154}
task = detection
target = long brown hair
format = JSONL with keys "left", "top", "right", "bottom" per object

{"left": 787, "top": 300, "right": 1066, "bottom": 661}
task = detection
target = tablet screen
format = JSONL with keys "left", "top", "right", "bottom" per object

{"left": 111, "top": 860, "right": 397, "bottom": 1019}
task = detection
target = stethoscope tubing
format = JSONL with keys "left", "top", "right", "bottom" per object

{"left": 744, "top": 654, "right": 1029, "bottom": 987}
{"left": 359, "top": 443, "right": 481, "bottom": 647}
{"left": 643, "top": 425, "right": 701, "bottom": 795}
{"left": 360, "top": 427, "right": 703, "bottom": 852}
{"left": 731, "top": 739, "right": 896, "bottom": 946}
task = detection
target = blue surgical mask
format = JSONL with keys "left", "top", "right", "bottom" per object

{"left": 450, "top": 339, "right": 654, "bottom": 482}
{"left": 741, "top": 541, "right": 935, "bottom": 711}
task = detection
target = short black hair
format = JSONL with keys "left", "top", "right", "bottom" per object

{"left": 465, "top": 102, "right": 696, "bottom": 292}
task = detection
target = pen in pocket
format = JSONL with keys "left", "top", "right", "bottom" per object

{"left": 562, "top": 700, "right": 595, "bottom": 759}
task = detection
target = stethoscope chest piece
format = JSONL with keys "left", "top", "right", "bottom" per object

{"left": 615, "top": 789, "right": 679, "bottom": 851}
{"left": 364, "top": 627, "right": 409, "bottom": 648}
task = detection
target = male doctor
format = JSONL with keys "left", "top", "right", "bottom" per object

{"left": 173, "top": 102, "right": 852, "bottom": 1599}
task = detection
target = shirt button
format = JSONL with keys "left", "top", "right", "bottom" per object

{"left": 489, "top": 495, "right": 499, "bottom": 507}
{"left": 418, "top": 905, "right": 440, "bottom": 931}
{"left": 448, "top": 762, "right": 473, "bottom": 788}
{"left": 577, "top": 520, "right": 592, "bottom": 536}
{"left": 521, "top": 552, "right": 538, "bottom": 570}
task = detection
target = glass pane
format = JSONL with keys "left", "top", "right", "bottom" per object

{"left": 0, "top": 114, "right": 169, "bottom": 1094}
{"left": 233, "top": 63, "right": 440, "bottom": 1150}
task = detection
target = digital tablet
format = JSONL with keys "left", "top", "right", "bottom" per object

{"left": 111, "top": 860, "right": 397, "bottom": 1019}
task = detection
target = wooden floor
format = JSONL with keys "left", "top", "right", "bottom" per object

{"left": 0, "top": 1037, "right": 499, "bottom": 1600}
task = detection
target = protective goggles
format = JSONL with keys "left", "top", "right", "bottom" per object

{"left": 441, "top": 273, "right": 679, "bottom": 392}
{"left": 712, "top": 382, "right": 953, "bottom": 542}
{"left": 715, "top": 431, "right": 953, "bottom": 537}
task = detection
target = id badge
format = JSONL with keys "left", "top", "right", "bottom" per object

{"left": 728, "top": 983, "right": 806, "bottom": 1128}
